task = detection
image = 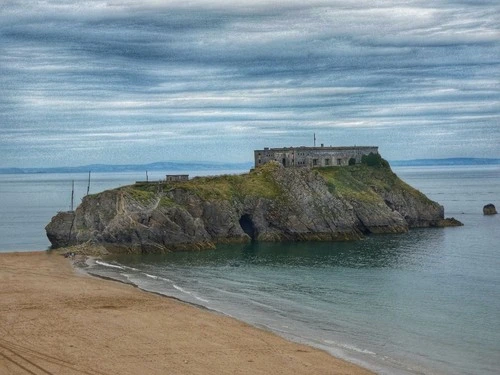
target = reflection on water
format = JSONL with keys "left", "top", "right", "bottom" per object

{"left": 113, "top": 228, "right": 445, "bottom": 270}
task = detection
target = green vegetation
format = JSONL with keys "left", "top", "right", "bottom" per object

{"left": 317, "top": 165, "right": 381, "bottom": 202}
{"left": 132, "top": 182, "right": 163, "bottom": 193}
{"left": 121, "top": 158, "right": 431, "bottom": 207}
{"left": 120, "top": 184, "right": 177, "bottom": 208}
{"left": 317, "top": 159, "right": 432, "bottom": 204}
{"left": 361, "top": 152, "right": 390, "bottom": 167}
{"left": 125, "top": 162, "right": 283, "bottom": 202}
{"left": 173, "top": 175, "right": 234, "bottom": 200}
{"left": 122, "top": 186, "right": 156, "bottom": 204}
{"left": 237, "top": 162, "right": 283, "bottom": 199}
{"left": 159, "top": 196, "right": 175, "bottom": 208}
{"left": 174, "top": 162, "right": 282, "bottom": 201}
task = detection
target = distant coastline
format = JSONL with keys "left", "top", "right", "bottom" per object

{"left": 0, "top": 161, "right": 253, "bottom": 174}
{"left": 389, "top": 158, "right": 500, "bottom": 167}
{"left": 0, "top": 158, "right": 499, "bottom": 174}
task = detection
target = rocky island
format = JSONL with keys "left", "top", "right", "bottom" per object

{"left": 46, "top": 156, "right": 461, "bottom": 253}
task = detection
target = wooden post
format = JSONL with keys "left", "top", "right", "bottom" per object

{"left": 86, "top": 171, "right": 91, "bottom": 196}
{"left": 71, "top": 180, "right": 74, "bottom": 211}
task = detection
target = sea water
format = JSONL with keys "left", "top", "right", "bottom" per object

{"left": 0, "top": 165, "right": 499, "bottom": 374}
{"left": 0, "top": 169, "right": 241, "bottom": 251}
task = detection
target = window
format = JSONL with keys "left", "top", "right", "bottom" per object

{"left": 325, "top": 159, "right": 330, "bottom": 166}
{"left": 337, "top": 158, "right": 342, "bottom": 165}
{"left": 313, "top": 159, "right": 318, "bottom": 166}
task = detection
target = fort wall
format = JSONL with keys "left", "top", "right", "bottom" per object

{"left": 254, "top": 146, "right": 378, "bottom": 168}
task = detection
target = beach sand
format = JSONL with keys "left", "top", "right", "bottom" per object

{"left": 0, "top": 251, "right": 373, "bottom": 375}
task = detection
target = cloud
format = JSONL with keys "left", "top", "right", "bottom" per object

{"left": 0, "top": 0, "right": 499, "bottom": 166}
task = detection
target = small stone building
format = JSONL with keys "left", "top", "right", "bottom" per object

{"left": 166, "top": 174, "right": 189, "bottom": 182}
{"left": 254, "top": 145, "right": 378, "bottom": 168}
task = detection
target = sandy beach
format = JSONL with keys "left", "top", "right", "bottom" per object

{"left": 0, "top": 251, "right": 373, "bottom": 375}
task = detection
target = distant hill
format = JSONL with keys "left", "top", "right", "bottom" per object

{"left": 2, "top": 158, "right": 499, "bottom": 174}
{"left": 0, "top": 161, "right": 254, "bottom": 174}
{"left": 390, "top": 158, "right": 500, "bottom": 167}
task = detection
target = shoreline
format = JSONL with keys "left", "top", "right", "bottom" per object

{"left": 1, "top": 250, "right": 373, "bottom": 375}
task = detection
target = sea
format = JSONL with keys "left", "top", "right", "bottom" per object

{"left": 0, "top": 165, "right": 499, "bottom": 374}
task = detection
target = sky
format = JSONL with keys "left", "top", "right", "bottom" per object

{"left": 1, "top": 0, "right": 499, "bottom": 168}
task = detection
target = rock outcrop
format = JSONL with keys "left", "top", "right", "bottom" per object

{"left": 46, "top": 161, "right": 460, "bottom": 253}
{"left": 483, "top": 203, "right": 497, "bottom": 215}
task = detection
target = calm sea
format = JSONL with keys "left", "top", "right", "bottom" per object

{"left": 0, "top": 169, "right": 240, "bottom": 251}
{"left": 0, "top": 165, "right": 499, "bottom": 374}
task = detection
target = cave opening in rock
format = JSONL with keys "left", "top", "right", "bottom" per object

{"left": 239, "top": 214, "right": 256, "bottom": 241}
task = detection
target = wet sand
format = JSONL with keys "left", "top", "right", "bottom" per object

{"left": 0, "top": 251, "right": 373, "bottom": 375}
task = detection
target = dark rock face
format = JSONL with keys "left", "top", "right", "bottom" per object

{"left": 483, "top": 203, "right": 497, "bottom": 215}
{"left": 46, "top": 163, "right": 459, "bottom": 253}
{"left": 45, "top": 211, "right": 75, "bottom": 246}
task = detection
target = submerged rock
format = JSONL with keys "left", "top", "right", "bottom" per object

{"left": 483, "top": 203, "right": 497, "bottom": 215}
{"left": 434, "top": 217, "right": 464, "bottom": 227}
{"left": 46, "top": 161, "right": 461, "bottom": 253}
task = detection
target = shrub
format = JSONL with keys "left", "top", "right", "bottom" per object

{"left": 361, "top": 152, "right": 389, "bottom": 167}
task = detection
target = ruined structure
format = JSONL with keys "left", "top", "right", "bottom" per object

{"left": 254, "top": 146, "right": 379, "bottom": 168}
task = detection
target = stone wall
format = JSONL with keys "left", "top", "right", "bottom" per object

{"left": 166, "top": 175, "right": 189, "bottom": 182}
{"left": 254, "top": 146, "right": 379, "bottom": 168}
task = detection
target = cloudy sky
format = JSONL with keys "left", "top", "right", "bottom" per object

{"left": 1, "top": 0, "right": 499, "bottom": 167}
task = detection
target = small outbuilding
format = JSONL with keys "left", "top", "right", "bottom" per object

{"left": 166, "top": 174, "right": 189, "bottom": 182}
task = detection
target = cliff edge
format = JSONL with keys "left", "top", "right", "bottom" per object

{"left": 46, "top": 161, "right": 460, "bottom": 253}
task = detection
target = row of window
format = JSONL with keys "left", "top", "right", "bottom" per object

{"left": 313, "top": 158, "right": 345, "bottom": 166}
{"left": 257, "top": 158, "right": 346, "bottom": 166}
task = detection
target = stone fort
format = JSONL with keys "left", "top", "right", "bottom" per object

{"left": 254, "top": 145, "right": 379, "bottom": 168}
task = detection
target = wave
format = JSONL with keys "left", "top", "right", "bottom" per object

{"left": 173, "top": 284, "right": 209, "bottom": 303}
{"left": 123, "top": 265, "right": 140, "bottom": 271}
{"left": 95, "top": 260, "right": 125, "bottom": 270}
{"left": 94, "top": 260, "right": 140, "bottom": 272}
{"left": 91, "top": 261, "right": 210, "bottom": 305}
{"left": 324, "top": 340, "right": 376, "bottom": 356}
{"left": 144, "top": 273, "right": 173, "bottom": 283}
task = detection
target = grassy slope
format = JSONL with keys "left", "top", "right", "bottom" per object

{"left": 121, "top": 161, "right": 433, "bottom": 207}
{"left": 316, "top": 164, "right": 434, "bottom": 204}
{"left": 124, "top": 162, "right": 282, "bottom": 203}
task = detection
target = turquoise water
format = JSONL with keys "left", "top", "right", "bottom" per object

{"left": 1, "top": 165, "right": 499, "bottom": 374}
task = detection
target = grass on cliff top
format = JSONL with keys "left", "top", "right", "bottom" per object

{"left": 121, "top": 186, "right": 156, "bottom": 204}
{"left": 317, "top": 165, "right": 381, "bottom": 202}
{"left": 123, "top": 160, "right": 432, "bottom": 205}
{"left": 316, "top": 162, "right": 434, "bottom": 204}
{"left": 173, "top": 162, "right": 282, "bottom": 200}
{"left": 126, "top": 162, "right": 282, "bottom": 201}
{"left": 119, "top": 185, "right": 176, "bottom": 208}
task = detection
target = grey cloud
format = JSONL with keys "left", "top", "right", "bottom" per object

{"left": 0, "top": 0, "right": 499, "bottom": 167}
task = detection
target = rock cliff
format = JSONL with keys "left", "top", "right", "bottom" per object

{"left": 46, "top": 161, "right": 460, "bottom": 253}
